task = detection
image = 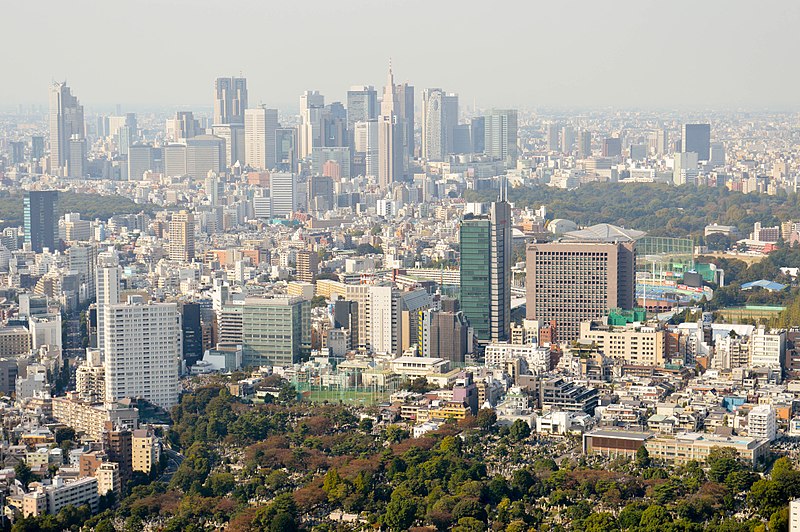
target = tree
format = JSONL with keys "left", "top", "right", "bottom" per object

{"left": 636, "top": 446, "right": 650, "bottom": 467}
{"left": 15, "top": 461, "right": 35, "bottom": 488}
{"left": 707, "top": 447, "right": 741, "bottom": 483}
{"left": 476, "top": 409, "right": 497, "bottom": 431}
{"left": 508, "top": 419, "right": 531, "bottom": 442}
{"left": 384, "top": 496, "right": 417, "bottom": 531}
{"left": 583, "top": 512, "right": 619, "bottom": 532}
{"left": 768, "top": 507, "right": 789, "bottom": 532}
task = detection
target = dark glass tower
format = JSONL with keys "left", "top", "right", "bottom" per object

{"left": 24, "top": 190, "right": 59, "bottom": 253}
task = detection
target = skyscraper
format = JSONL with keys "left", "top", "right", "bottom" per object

{"left": 525, "top": 224, "right": 637, "bottom": 341}
{"left": 127, "top": 143, "right": 154, "bottom": 181}
{"left": 104, "top": 295, "right": 181, "bottom": 409}
{"left": 169, "top": 211, "right": 195, "bottom": 262}
{"left": 299, "top": 90, "right": 325, "bottom": 158}
{"left": 422, "top": 89, "right": 459, "bottom": 162}
{"left": 213, "top": 77, "right": 248, "bottom": 125}
{"left": 459, "top": 187, "right": 512, "bottom": 343}
{"left": 24, "top": 190, "right": 59, "bottom": 253}
{"left": 682, "top": 123, "right": 711, "bottom": 161}
{"left": 578, "top": 130, "right": 592, "bottom": 158}
{"left": 96, "top": 249, "right": 121, "bottom": 351}
{"left": 378, "top": 64, "right": 406, "bottom": 187}
{"left": 185, "top": 135, "right": 226, "bottom": 179}
{"left": 484, "top": 109, "right": 518, "bottom": 168}
{"left": 270, "top": 172, "right": 296, "bottom": 217}
{"left": 244, "top": 107, "right": 279, "bottom": 170}
{"left": 346, "top": 86, "right": 378, "bottom": 151}
{"left": 49, "top": 82, "right": 84, "bottom": 175}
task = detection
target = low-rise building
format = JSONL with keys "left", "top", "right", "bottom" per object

{"left": 646, "top": 432, "right": 769, "bottom": 465}
{"left": 22, "top": 476, "right": 99, "bottom": 517}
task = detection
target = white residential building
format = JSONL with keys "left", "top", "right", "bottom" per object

{"left": 104, "top": 295, "right": 181, "bottom": 409}
{"left": 749, "top": 327, "right": 785, "bottom": 369}
{"left": 747, "top": 404, "right": 777, "bottom": 441}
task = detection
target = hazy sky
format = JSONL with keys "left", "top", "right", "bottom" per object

{"left": 5, "top": 0, "right": 799, "bottom": 111}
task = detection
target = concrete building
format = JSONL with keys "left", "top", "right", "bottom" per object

{"left": 747, "top": 404, "right": 777, "bottom": 442}
{"left": 52, "top": 392, "right": 138, "bottom": 440}
{"left": 526, "top": 225, "right": 637, "bottom": 341}
{"left": 169, "top": 211, "right": 195, "bottom": 263}
{"left": 132, "top": 429, "right": 159, "bottom": 474}
{"left": 22, "top": 476, "right": 98, "bottom": 517}
{"left": 104, "top": 296, "right": 182, "bottom": 409}
{"left": 646, "top": 432, "right": 768, "bottom": 465}
{"left": 750, "top": 327, "right": 785, "bottom": 369}
{"left": 241, "top": 297, "right": 310, "bottom": 367}
{"left": 244, "top": 106, "right": 278, "bottom": 170}
{"left": 578, "top": 320, "right": 665, "bottom": 366}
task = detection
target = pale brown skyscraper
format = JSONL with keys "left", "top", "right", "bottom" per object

{"left": 169, "top": 211, "right": 195, "bottom": 262}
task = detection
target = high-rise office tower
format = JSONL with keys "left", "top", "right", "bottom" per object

{"left": 275, "top": 128, "right": 297, "bottom": 172}
{"left": 186, "top": 135, "right": 226, "bottom": 179}
{"left": 163, "top": 144, "right": 188, "bottom": 177}
{"left": 270, "top": 172, "right": 296, "bottom": 217}
{"left": 322, "top": 102, "right": 347, "bottom": 148}
{"left": 211, "top": 123, "right": 245, "bottom": 168}
{"left": 422, "top": 89, "right": 459, "bottom": 162}
{"left": 299, "top": 91, "right": 325, "bottom": 158}
{"left": 169, "top": 211, "right": 195, "bottom": 262}
{"left": 396, "top": 82, "right": 415, "bottom": 160}
{"left": 308, "top": 175, "right": 334, "bottom": 214}
{"left": 578, "top": 130, "right": 592, "bottom": 158}
{"left": 355, "top": 120, "right": 379, "bottom": 178}
{"left": 180, "top": 302, "right": 203, "bottom": 367}
{"left": 49, "top": 82, "right": 84, "bottom": 175}
{"left": 24, "top": 190, "right": 59, "bottom": 253}
{"left": 602, "top": 137, "right": 622, "bottom": 158}
{"left": 547, "top": 123, "right": 561, "bottom": 152}
{"left": 378, "top": 64, "right": 407, "bottom": 187}
{"left": 213, "top": 77, "right": 248, "bottom": 125}
{"left": 96, "top": 249, "right": 121, "bottom": 351}
{"left": 647, "top": 129, "right": 668, "bottom": 156}
{"left": 166, "top": 111, "right": 201, "bottom": 141}
{"left": 127, "top": 143, "right": 154, "bottom": 181}
{"left": 470, "top": 117, "right": 485, "bottom": 153}
{"left": 10, "top": 142, "right": 25, "bottom": 165}
{"left": 104, "top": 295, "right": 181, "bottom": 409}
{"left": 68, "top": 243, "right": 97, "bottom": 305}
{"left": 459, "top": 186, "right": 512, "bottom": 343}
{"left": 244, "top": 107, "right": 278, "bottom": 170}
{"left": 346, "top": 86, "right": 378, "bottom": 150}
{"left": 420, "top": 307, "right": 469, "bottom": 364}
{"left": 31, "top": 136, "right": 45, "bottom": 161}
{"left": 525, "top": 226, "right": 637, "bottom": 341}
{"left": 560, "top": 126, "right": 575, "bottom": 155}
{"left": 682, "top": 123, "right": 711, "bottom": 161}
{"left": 68, "top": 136, "right": 86, "bottom": 178}
{"left": 484, "top": 109, "right": 518, "bottom": 168}
{"left": 241, "top": 296, "right": 310, "bottom": 367}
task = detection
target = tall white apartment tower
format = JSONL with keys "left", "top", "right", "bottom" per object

{"left": 104, "top": 295, "right": 181, "bottom": 409}
{"left": 95, "top": 249, "right": 121, "bottom": 351}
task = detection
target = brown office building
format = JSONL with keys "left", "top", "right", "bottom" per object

{"left": 526, "top": 224, "right": 637, "bottom": 342}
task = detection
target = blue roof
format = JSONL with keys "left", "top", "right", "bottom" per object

{"left": 741, "top": 280, "right": 787, "bottom": 292}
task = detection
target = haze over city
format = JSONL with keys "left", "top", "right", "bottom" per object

{"left": 4, "top": 0, "right": 800, "bottom": 110}
{"left": 5, "top": 2, "right": 800, "bottom": 531}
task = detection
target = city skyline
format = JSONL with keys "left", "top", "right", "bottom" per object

{"left": 3, "top": 0, "right": 799, "bottom": 110}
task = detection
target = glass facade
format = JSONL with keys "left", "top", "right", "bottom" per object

{"left": 459, "top": 218, "right": 491, "bottom": 341}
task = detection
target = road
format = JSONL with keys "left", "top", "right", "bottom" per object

{"left": 159, "top": 448, "right": 185, "bottom": 483}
